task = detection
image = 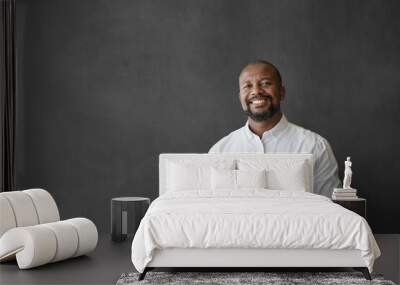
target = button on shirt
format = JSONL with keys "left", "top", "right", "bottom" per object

{"left": 209, "top": 115, "right": 341, "bottom": 197}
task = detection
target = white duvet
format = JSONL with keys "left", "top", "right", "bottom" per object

{"left": 131, "top": 190, "right": 380, "bottom": 273}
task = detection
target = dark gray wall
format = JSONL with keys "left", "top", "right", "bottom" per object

{"left": 16, "top": 0, "right": 400, "bottom": 233}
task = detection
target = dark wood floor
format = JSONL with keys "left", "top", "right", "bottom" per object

{"left": 0, "top": 234, "right": 398, "bottom": 285}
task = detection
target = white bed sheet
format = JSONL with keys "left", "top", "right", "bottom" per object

{"left": 131, "top": 189, "right": 380, "bottom": 273}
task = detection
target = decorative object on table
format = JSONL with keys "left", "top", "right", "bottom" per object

{"left": 343, "top": 156, "right": 353, "bottom": 189}
{"left": 111, "top": 197, "right": 150, "bottom": 242}
{"left": 0, "top": 189, "right": 98, "bottom": 269}
{"left": 332, "top": 156, "right": 358, "bottom": 200}
{"left": 116, "top": 271, "right": 394, "bottom": 285}
{"left": 333, "top": 198, "right": 367, "bottom": 219}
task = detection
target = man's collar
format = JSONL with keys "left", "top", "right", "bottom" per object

{"left": 244, "top": 114, "right": 289, "bottom": 140}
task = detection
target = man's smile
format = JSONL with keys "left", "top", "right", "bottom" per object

{"left": 248, "top": 96, "right": 271, "bottom": 108}
{"left": 250, "top": 99, "right": 268, "bottom": 106}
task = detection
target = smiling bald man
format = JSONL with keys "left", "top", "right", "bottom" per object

{"left": 209, "top": 60, "right": 340, "bottom": 197}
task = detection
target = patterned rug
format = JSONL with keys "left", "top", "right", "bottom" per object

{"left": 116, "top": 271, "right": 396, "bottom": 285}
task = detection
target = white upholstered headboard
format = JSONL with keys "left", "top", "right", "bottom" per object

{"left": 159, "top": 153, "right": 314, "bottom": 196}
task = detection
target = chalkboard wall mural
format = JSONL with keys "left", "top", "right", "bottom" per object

{"left": 16, "top": 0, "right": 400, "bottom": 233}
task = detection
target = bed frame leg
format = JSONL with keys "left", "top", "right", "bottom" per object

{"left": 138, "top": 268, "right": 148, "bottom": 281}
{"left": 354, "top": 267, "right": 371, "bottom": 280}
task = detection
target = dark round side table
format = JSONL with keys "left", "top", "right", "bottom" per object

{"left": 111, "top": 197, "right": 150, "bottom": 242}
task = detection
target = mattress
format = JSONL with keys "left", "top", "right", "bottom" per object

{"left": 131, "top": 189, "right": 380, "bottom": 273}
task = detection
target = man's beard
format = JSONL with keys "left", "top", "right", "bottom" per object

{"left": 243, "top": 95, "right": 280, "bottom": 122}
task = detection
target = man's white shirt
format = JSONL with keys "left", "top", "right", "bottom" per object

{"left": 209, "top": 115, "right": 341, "bottom": 197}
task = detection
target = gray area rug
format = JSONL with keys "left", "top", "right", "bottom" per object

{"left": 116, "top": 271, "right": 396, "bottom": 285}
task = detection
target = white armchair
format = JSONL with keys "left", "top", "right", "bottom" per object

{"left": 0, "top": 189, "right": 98, "bottom": 269}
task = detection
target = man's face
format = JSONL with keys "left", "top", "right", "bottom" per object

{"left": 239, "top": 64, "right": 285, "bottom": 122}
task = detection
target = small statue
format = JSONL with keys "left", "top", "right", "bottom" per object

{"left": 343, "top": 157, "right": 353, "bottom": 189}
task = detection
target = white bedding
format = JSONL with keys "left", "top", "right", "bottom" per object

{"left": 131, "top": 189, "right": 380, "bottom": 273}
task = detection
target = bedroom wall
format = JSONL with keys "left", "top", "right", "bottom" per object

{"left": 15, "top": 0, "right": 400, "bottom": 233}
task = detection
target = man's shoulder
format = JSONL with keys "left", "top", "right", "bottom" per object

{"left": 287, "top": 121, "right": 330, "bottom": 151}
{"left": 208, "top": 126, "right": 245, "bottom": 153}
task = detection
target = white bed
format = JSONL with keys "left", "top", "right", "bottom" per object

{"left": 131, "top": 153, "right": 380, "bottom": 280}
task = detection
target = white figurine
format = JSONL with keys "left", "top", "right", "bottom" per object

{"left": 343, "top": 157, "right": 353, "bottom": 189}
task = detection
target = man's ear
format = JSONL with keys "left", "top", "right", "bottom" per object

{"left": 280, "top": 85, "right": 286, "bottom": 101}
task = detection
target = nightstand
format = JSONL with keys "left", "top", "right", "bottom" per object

{"left": 332, "top": 198, "right": 366, "bottom": 219}
{"left": 111, "top": 197, "right": 150, "bottom": 242}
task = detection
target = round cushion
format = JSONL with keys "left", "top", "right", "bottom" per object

{"left": 0, "top": 191, "right": 39, "bottom": 227}
{"left": 42, "top": 221, "right": 79, "bottom": 262}
{"left": 23, "top": 189, "right": 60, "bottom": 224}
{"left": 0, "top": 226, "right": 57, "bottom": 269}
{"left": 65, "top": 218, "right": 98, "bottom": 257}
{"left": 0, "top": 196, "right": 17, "bottom": 237}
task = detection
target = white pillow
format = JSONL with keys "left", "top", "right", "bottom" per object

{"left": 237, "top": 159, "right": 311, "bottom": 192}
{"left": 167, "top": 159, "right": 235, "bottom": 191}
{"left": 211, "top": 168, "right": 267, "bottom": 190}
{"left": 236, "top": 169, "right": 267, "bottom": 188}
{"left": 167, "top": 163, "right": 209, "bottom": 191}
{"left": 211, "top": 168, "right": 236, "bottom": 189}
{"left": 267, "top": 163, "right": 308, "bottom": 191}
